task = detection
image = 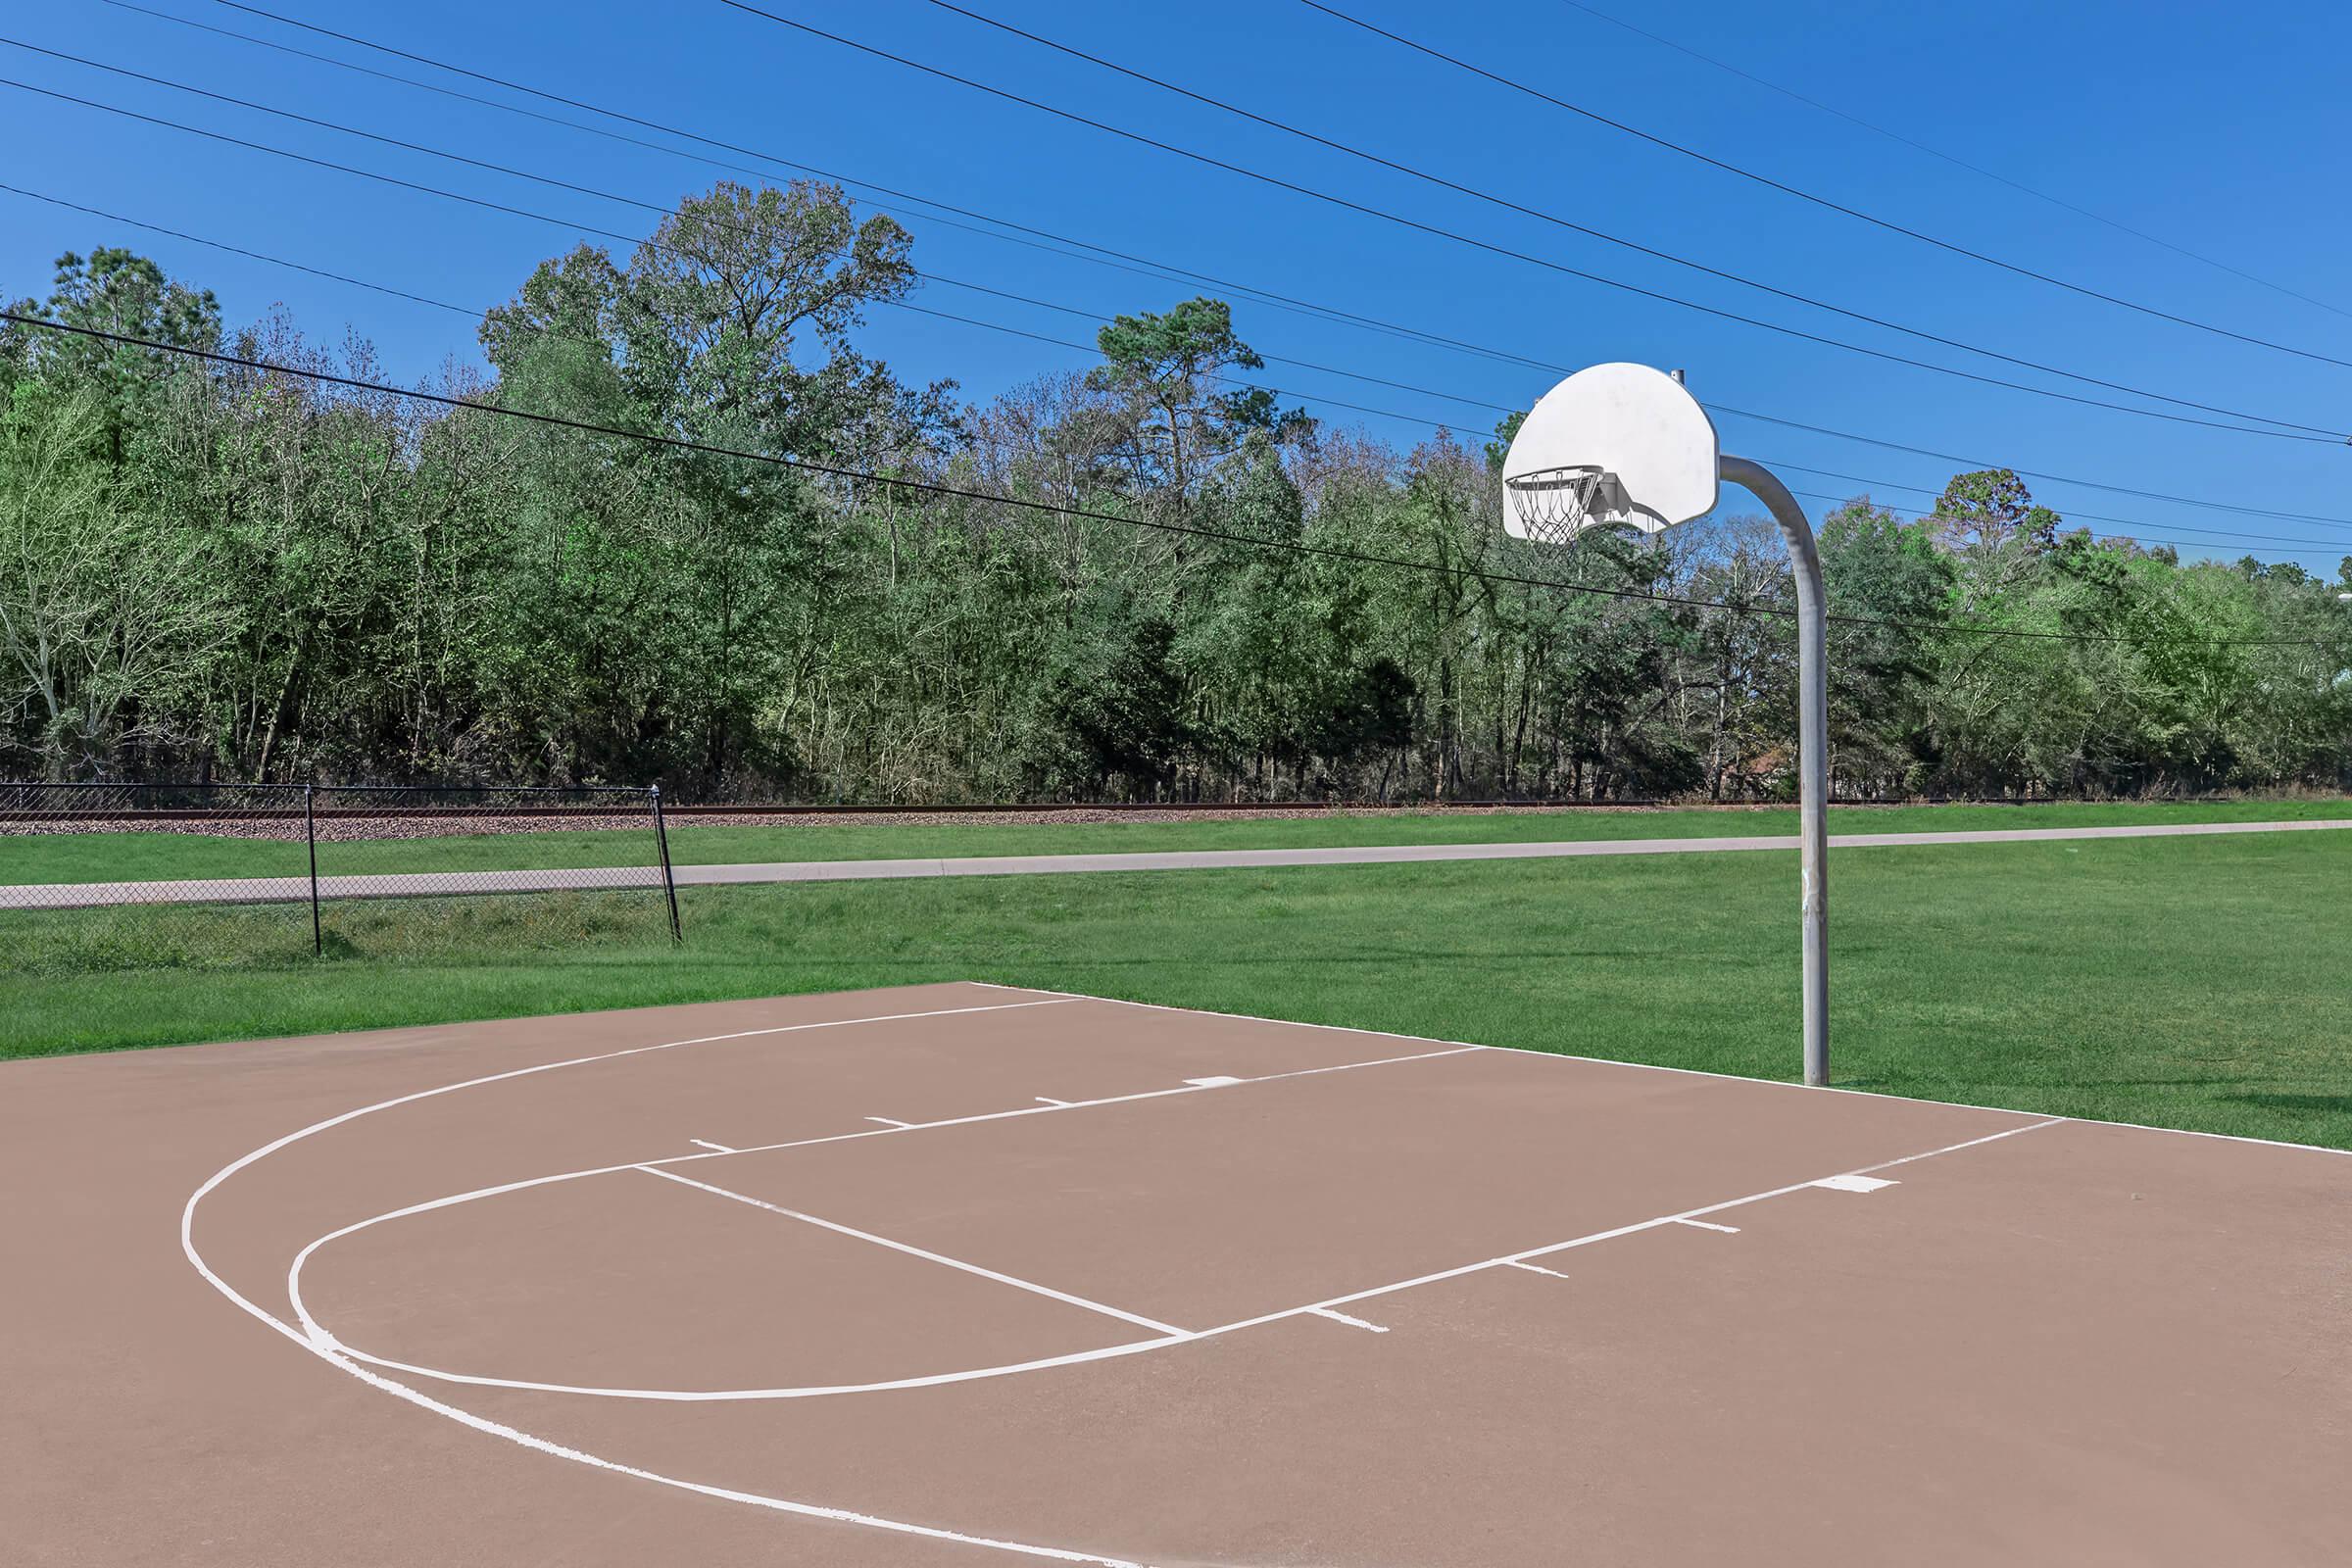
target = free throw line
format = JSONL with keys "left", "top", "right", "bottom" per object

{"left": 639, "top": 1165, "right": 1189, "bottom": 1336}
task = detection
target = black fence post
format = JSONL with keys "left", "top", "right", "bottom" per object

{"left": 651, "top": 783, "right": 682, "bottom": 946}
{"left": 304, "top": 782, "right": 322, "bottom": 956}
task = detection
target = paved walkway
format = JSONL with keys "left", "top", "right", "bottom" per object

{"left": 12, "top": 817, "right": 2349, "bottom": 909}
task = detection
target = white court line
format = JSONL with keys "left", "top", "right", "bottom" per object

{"left": 1507, "top": 1261, "right": 1572, "bottom": 1280}
{"left": 282, "top": 1040, "right": 1488, "bottom": 1394}
{"left": 180, "top": 991, "right": 1149, "bottom": 1567}
{"left": 640, "top": 1166, "right": 1190, "bottom": 1337}
{"left": 1309, "top": 1307, "right": 1389, "bottom": 1334}
{"left": 1036, "top": 1098, "right": 1072, "bottom": 1107}
{"left": 688, "top": 1139, "right": 736, "bottom": 1154}
{"left": 985, "top": 983, "right": 2352, "bottom": 1160}
{"left": 177, "top": 981, "right": 2348, "bottom": 1561}
{"left": 865, "top": 1117, "right": 914, "bottom": 1130}
{"left": 297, "top": 1119, "right": 2070, "bottom": 1403}
{"left": 1813, "top": 1173, "right": 1897, "bottom": 1193}
{"left": 1676, "top": 1218, "right": 1740, "bottom": 1234}
{"left": 631, "top": 1043, "right": 1483, "bottom": 1173}
{"left": 1196, "top": 1118, "right": 2073, "bottom": 1343}
{"left": 192, "top": 985, "right": 2062, "bottom": 1563}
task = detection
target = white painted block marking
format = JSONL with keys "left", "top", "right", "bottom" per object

{"left": 1812, "top": 1173, "right": 1898, "bottom": 1193}
{"left": 1507, "top": 1260, "right": 1572, "bottom": 1280}
{"left": 1035, "top": 1097, "right": 1073, "bottom": 1107}
{"left": 1675, "top": 1218, "right": 1740, "bottom": 1234}
{"left": 1310, "top": 1307, "right": 1390, "bottom": 1334}
{"left": 1184, "top": 1076, "right": 1245, "bottom": 1088}
{"left": 687, "top": 1139, "right": 736, "bottom": 1153}
{"left": 864, "top": 1117, "right": 913, "bottom": 1130}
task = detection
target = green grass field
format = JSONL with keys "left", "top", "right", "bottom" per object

{"left": 8, "top": 796, "right": 2350, "bottom": 884}
{"left": 5, "top": 828, "right": 2347, "bottom": 1152}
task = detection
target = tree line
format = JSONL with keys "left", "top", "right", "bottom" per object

{"left": 4, "top": 181, "right": 2348, "bottom": 801}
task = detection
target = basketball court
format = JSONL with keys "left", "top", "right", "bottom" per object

{"left": 7, "top": 979, "right": 2348, "bottom": 1565}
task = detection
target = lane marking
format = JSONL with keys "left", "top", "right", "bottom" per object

{"left": 295, "top": 1119, "right": 2071, "bottom": 1403}
{"left": 993, "top": 984, "right": 2352, "bottom": 1161}
{"left": 190, "top": 982, "right": 2075, "bottom": 1566}
{"left": 279, "top": 1039, "right": 1490, "bottom": 1393}
{"left": 1675, "top": 1218, "right": 1740, "bottom": 1234}
{"left": 1507, "top": 1261, "right": 1572, "bottom": 1280}
{"left": 1309, "top": 1307, "right": 1389, "bottom": 1334}
{"left": 1035, "top": 1098, "right": 1072, "bottom": 1107}
{"left": 1812, "top": 1173, "right": 1897, "bottom": 1193}
{"left": 865, "top": 1117, "right": 914, "bottom": 1130}
{"left": 181, "top": 990, "right": 1151, "bottom": 1566}
{"left": 639, "top": 1166, "right": 1189, "bottom": 1337}
{"left": 1184, "top": 1076, "right": 1245, "bottom": 1088}
{"left": 688, "top": 1139, "right": 736, "bottom": 1153}
{"left": 631, "top": 1044, "right": 1483, "bottom": 1172}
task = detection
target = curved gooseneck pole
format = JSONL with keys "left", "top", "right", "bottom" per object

{"left": 1719, "top": 454, "right": 1830, "bottom": 1087}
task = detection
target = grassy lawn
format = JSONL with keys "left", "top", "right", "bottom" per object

{"left": 7, "top": 796, "right": 2350, "bottom": 885}
{"left": 4, "top": 830, "right": 2347, "bottom": 1152}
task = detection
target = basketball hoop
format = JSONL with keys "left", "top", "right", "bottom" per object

{"left": 1503, "top": 464, "right": 1613, "bottom": 546}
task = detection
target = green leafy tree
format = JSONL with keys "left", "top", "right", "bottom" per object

{"left": 1818, "top": 499, "right": 1955, "bottom": 791}
{"left": 16, "top": 249, "right": 220, "bottom": 463}
{"left": 1933, "top": 468, "right": 2060, "bottom": 555}
{"left": 1084, "top": 297, "right": 1304, "bottom": 503}
{"left": 0, "top": 382, "right": 228, "bottom": 776}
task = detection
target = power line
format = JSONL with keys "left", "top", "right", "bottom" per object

{"left": 5, "top": 310, "right": 2337, "bottom": 651}
{"left": 1747, "top": 454, "right": 2352, "bottom": 551}
{"left": 9, "top": 108, "right": 2350, "bottom": 557}
{"left": 96, "top": 0, "right": 1396, "bottom": 355}
{"left": 1292, "top": 0, "right": 2352, "bottom": 361}
{"left": 1549, "top": 0, "right": 2352, "bottom": 322}
{"left": 710, "top": 1, "right": 2349, "bottom": 439}
{"left": 13, "top": 174, "right": 2350, "bottom": 561}
{"left": 27, "top": 28, "right": 2327, "bottom": 449}
{"left": 18, "top": 170, "right": 2352, "bottom": 564}
{"left": 65, "top": 5, "right": 2352, "bottom": 522}
{"left": 1706, "top": 404, "right": 2352, "bottom": 528}
{"left": 17, "top": 45, "right": 2352, "bottom": 542}
{"left": 173, "top": 0, "right": 1544, "bottom": 371}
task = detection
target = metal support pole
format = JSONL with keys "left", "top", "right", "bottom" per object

{"left": 304, "top": 782, "right": 322, "bottom": 957}
{"left": 1719, "top": 455, "right": 1829, "bottom": 1086}
{"left": 651, "top": 784, "right": 683, "bottom": 946}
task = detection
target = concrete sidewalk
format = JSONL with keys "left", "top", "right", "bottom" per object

{"left": 10, "top": 816, "right": 2349, "bottom": 910}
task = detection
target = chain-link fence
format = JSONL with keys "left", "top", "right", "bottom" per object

{"left": 0, "top": 782, "right": 681, "bottom": 972}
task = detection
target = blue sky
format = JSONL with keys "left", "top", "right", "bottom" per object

{"left": 6, "top": 0, "right": 2350, "bottom": 572}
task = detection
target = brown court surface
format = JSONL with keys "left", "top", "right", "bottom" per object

{"left": 6, "top": 981, "right": 2349, "bottom": 1566}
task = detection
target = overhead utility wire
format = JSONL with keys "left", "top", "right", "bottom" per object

{"left": 1549, "top": 0, "right": 2352, "bottom": 321}
{"left": 1291, "top": 0, "right": 2352, "bottom": 360}
{"left": 96, "top": 0, "right": 1459, "bottom": 366}
{"left": 10, "top": 181, "right": 2343, "bottom": 559}
{"left": 1707, "top": 403, "right": 2352, "bottom": 528}
{"left": 168, "top": 0, "right": 1537, "bottom": 371}
{"left": 712, "top": 0, "right": 2347, "bottom": 437}
{"left": 69, "top": 8, "right": 2352, "bottom": 517}
{"left": 0, "top": 176, "right": 1477, "bottom": 461}
{"left": 67, "top": 8, "right": 1532, "bottom": 417}
{"left": 13, "top": 77, "right": 2348, "bottom": 542}
{"left": 25, "top": 27, "right": 2321, "bottom": 447}
{"left": 10, "top": 312, "right": 2336, "bottom": 650}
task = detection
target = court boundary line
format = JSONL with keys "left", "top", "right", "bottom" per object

{"left": 289, "top": 1088, "right": 2063, "bottom": 1403}
{"left": 293, "top": 1119, "right": 2065, "bottom": 1402}
{"left": 179, "top": 988, "right": 1151, "bottom": 1566}
{"left": 976, "top": 984, "right": 2352, "bottom": 1160}
{"left": 171, "top": 981, "right": 2303, "bottom": 1565}
{"left": 283, "top": 1038, "right": 1485, "bottom": 1392}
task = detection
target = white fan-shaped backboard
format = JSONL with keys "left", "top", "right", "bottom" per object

{"left": 1501, "top": 364, "right": 1718, "bottom": 538}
